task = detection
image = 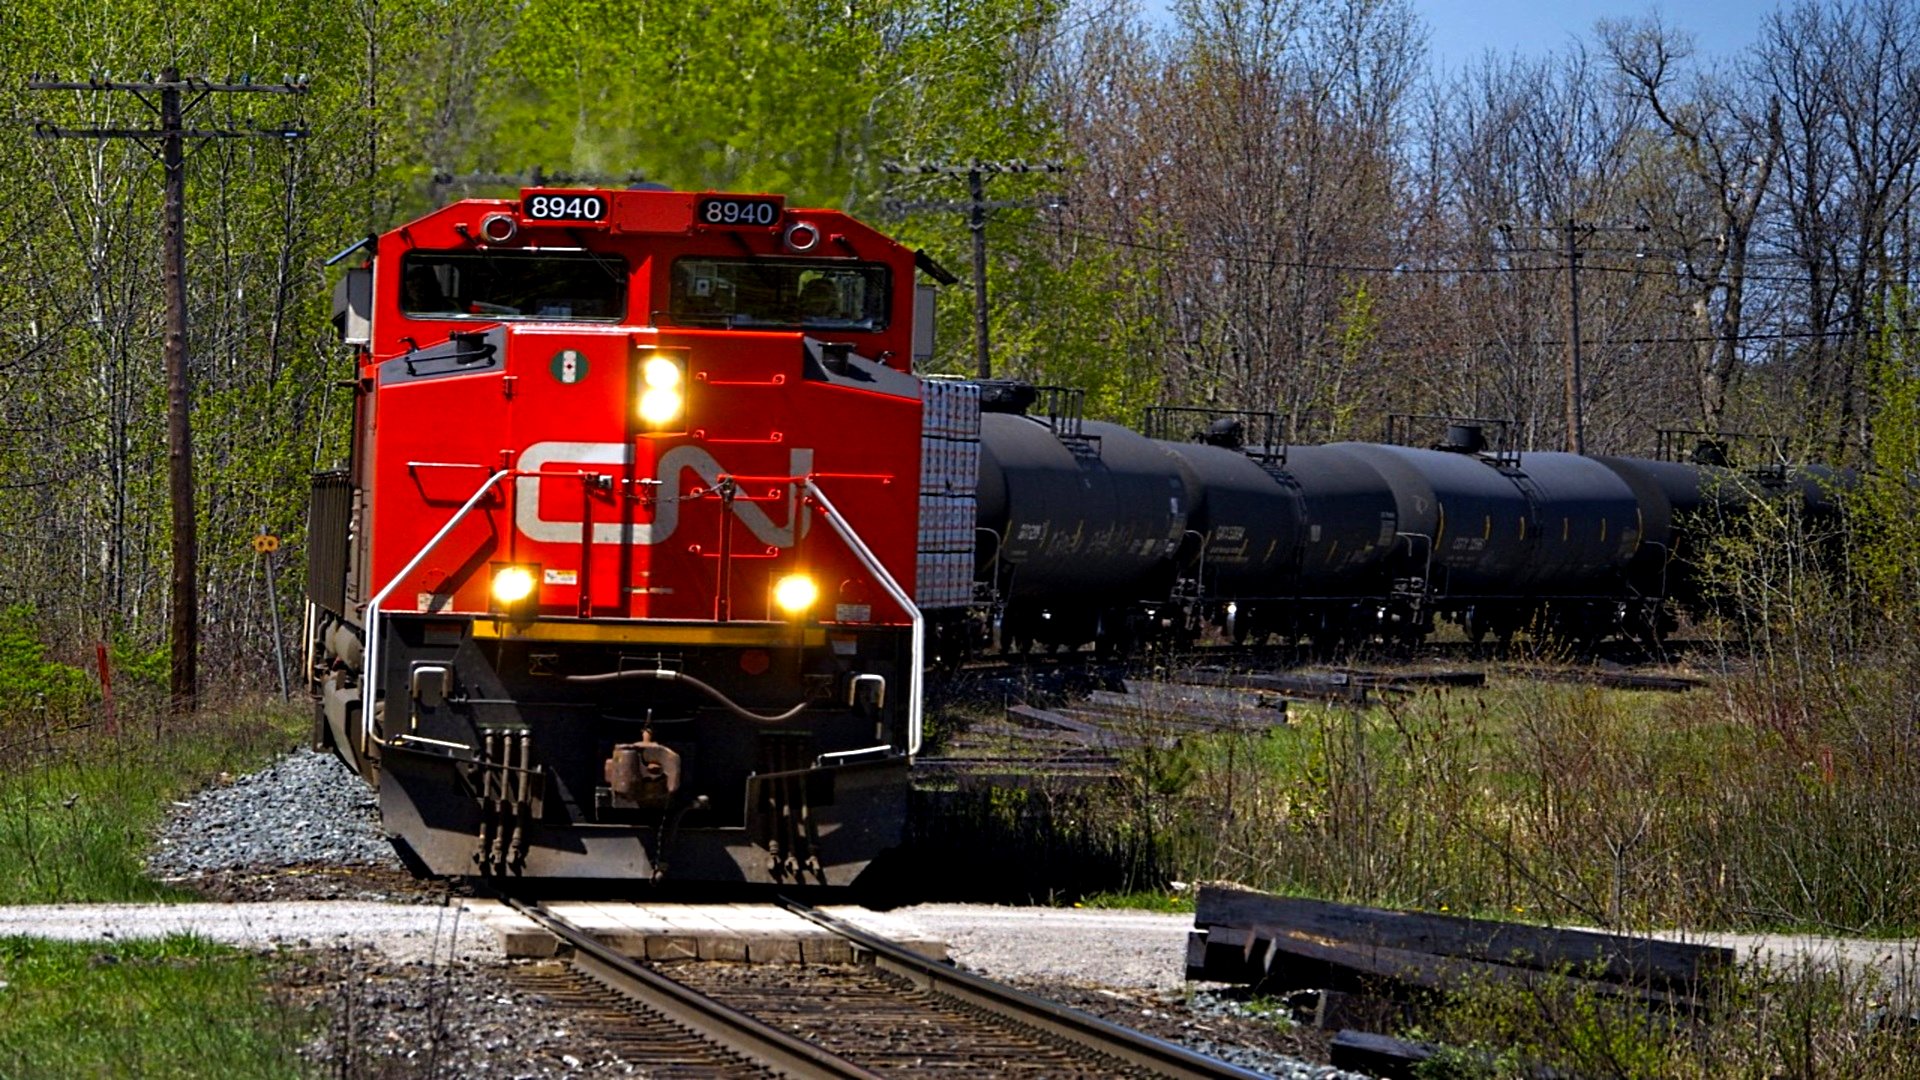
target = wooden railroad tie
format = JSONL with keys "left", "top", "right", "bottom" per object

{"left": 1186, "top": 884, "right": 1734, "bottom": 1014}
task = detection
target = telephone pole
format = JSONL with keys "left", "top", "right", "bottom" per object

{"left": 1563, "top": 218, "right": 1587, "bottom": 455}
{"left": 1508, "top": 218, "right": 1645, "bottom": 453}
{"left": 883, "top": 161, "right": 1063, "bottom": 379}
{"left": 30, "top": 70, "right": 307, "bottom": 713}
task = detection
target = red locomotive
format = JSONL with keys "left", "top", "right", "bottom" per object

{"left": 307, "top": 187, "right": 973, "bottom": 885}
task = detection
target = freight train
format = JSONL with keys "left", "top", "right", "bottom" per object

{"left": 973, "top": 395, "right": 1848, "bottom": 656}
{"left": 305, "top": 186, "right": 1844, "bottom": 887}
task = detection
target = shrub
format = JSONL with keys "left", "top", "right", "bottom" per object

{"left": 0, "top": 605, "right": 92, "bottom": 725}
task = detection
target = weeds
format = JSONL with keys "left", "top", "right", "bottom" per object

{"left": 0, "top": 697, "right": 305, "bottom": 904}
{"left": 1146, "top": 669, "right": 1920, "bottom": 936}
{"left": 1409, "top": 947, "right": 1920, "bottom": 1079}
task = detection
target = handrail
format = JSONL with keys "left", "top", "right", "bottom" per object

{"left": 358, "top": 470, "right": 922, "bottom": 760}
{"left": 803, "top": 480, "right": 925, "bottom": 757}
{"left": 359, "top": 469, "right": 514, "bottom": 756}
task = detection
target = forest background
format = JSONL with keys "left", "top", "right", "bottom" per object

{"left": 0, "top": 0, "right": 1914, "bottom": 696}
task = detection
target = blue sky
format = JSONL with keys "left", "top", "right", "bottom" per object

{"left": 1416, "top": 0, "right": 1776, "bottom": 73}
{"left": 1138, "top": 0, "right": 1780, "bottom": 71}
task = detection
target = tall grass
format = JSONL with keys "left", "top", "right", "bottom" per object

{"left": 0, "top": 697, "right": 306, "bottom": 904}
{"left": 1142, "top": 667, "right": 1920, "bottom": 935}
{"left": 1416, "top": 948, "right": 1920, "bottom": 1079}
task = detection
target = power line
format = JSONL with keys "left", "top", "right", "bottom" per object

{"left": 1017, "top": 217, "right": 1913, "bottom": 291}
{"left": 1008, "top": 219, "right": 1902, "bottom": 350}
{"left": 883, "top": 160, "right": 1065, "bottom": 379}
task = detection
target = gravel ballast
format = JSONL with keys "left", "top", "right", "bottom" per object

{"left": 113, "top": 746, "right": 1381, "bottom": 1076}
{"left": 145, "top": 747, "right": 407, "bottom": 880}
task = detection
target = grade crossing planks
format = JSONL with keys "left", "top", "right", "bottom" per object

{"left": 469, "top": 900, "right": 948, "bottom": 964}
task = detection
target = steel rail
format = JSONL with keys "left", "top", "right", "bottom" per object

{"left": 503, "top": 898, "right": 882, "bottom": 1080}
{"left": 776, "top": 898, "right": 1272, "bottom": 1080}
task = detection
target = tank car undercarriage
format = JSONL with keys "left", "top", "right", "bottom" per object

{"left": 978, "top": 589, "right": 1673, "bottom": 659}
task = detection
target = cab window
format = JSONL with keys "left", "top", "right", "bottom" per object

{"left": 666, "top": 258, "right": 889, "bottom": 330}
{"left": 400, "top": 251, "right": 627, "bottom": 320}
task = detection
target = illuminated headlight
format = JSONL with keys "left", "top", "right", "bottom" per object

{"left": 773, "top": 573, "right": 818, "bottom": 615}
{"left": 637, "top": 353, "right": 686, "bottom": 429}
{"left": 638, "top": 387, "right": 682, "bottom": 424}
{"left": 491, "top": 565, "right": 537, "bottom": 605}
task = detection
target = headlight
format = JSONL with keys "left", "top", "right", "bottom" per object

{"left": 643, "top": 355, "right": 682, "bottom": 390}
{"left": 636, "top": 352, "right": 686, "bottom": 430}
{"left": 638, "top": 387, "right": 682, "bottom": 424}
{"left": 773, "top": 573, "right": 818, "bottom": 615}
{"left": 491, "top": 565, "right": 537, "bottom": 605}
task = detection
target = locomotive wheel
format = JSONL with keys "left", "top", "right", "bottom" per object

{"left": 1462, "top": 607, "right": 1488, "bottom": 645}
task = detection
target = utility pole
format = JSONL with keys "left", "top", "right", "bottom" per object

{"left": 1563, "top": 217, "right": 1586, "bottom": 455}
{"left": 1513, "top": 217, "right": 1643, "bottom": 454}
{"left": 29, "top": 70, "right": 308, "bottom": 714}
{"left": 883, "top": 161, "right": 1064, "bottom": 380}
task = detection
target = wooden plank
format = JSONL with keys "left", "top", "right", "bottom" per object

{"left": 966, "top": 719, "right": 1102, "bottom": 743}
{"left": 1348, "top": 669, "right": 1487, "bottom": 690}
{"left": 1176, "top": 668, "right": 1378, "bottom": 704}
{"left": 1083, "top": 693, "right": 1283, "bottom": 730}
{"left": 1185, "top": 926, "right": 1270, "bottom": 984}
{"left": 1196, "top": 885, "right": 1731, "bottom": 993}
{"left": 1508, "top": 665, "right": 1701, "bottom": 693}
{"left": 1006, "top": 703, "right": 1107, "bottom": 735}
{"left": 1245, "top": 928, "right": 1685, "bottom": 1012}
{"left": 1119, "top": 680, "right": 1288, "bottom": 711}
{"left": 1004, "top": 704, "right": 1141, "bottom": 748}
{"left": 1328, "top": 1030, "right": 1437, "bottom": 1079}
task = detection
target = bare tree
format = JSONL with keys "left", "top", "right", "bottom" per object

{"left": 1602, "top": 15, "right": 1781, "bottom": 437}
{"left": 1757, "top": 0, "right": 1920, "bottom": 459}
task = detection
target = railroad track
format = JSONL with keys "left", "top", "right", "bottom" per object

{"left": 928, "top": 644, "right": 1713, "bottom": 783}
{"left": 503, "top": 896, "right": 1266, "bottom": 1079}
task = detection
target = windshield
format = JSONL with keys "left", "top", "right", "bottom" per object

{"left": 400, "top": 251, "right": 627, "bottom": 321}
{"left": 666, "top": 258, "right": 890, "bottom": 330}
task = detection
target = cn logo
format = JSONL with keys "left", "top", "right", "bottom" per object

{"left": 514, "top": 442, "right": 814, "bottom": 547}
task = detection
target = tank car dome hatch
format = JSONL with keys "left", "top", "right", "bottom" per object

{"left": 1692, "top": 439, "right": 1731, "bottom": 466}
{"left": 1202, "top": 417, "right": 1247, "bottom": 449}
{"left": 976, "top": 379, "right": 1039, "bottom": 414}
{"left": 1439, "top": 423, "right": 1487, "bottom": 455}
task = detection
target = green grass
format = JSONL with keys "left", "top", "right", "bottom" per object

{"left": 1074, "top": 888, "right": 1195, "bottom": 913}
{"left": 0, "top": 935, "right": 316, "bottom": 1079}
{"left": 0, "top": 702, "right": 307, "bottom": 904}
